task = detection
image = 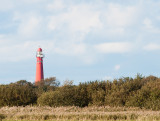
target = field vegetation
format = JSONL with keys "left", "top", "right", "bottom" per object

{"left": 1, "top": 106, "right": 160, "bottom": 120}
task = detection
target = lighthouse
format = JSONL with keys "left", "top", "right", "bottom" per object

{"left": 35, "top": 48, "right": 44, "bottom": 84}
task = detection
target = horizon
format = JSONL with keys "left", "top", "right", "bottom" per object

{"left": 1, "top": 0, "right": 160, "bottom": 85}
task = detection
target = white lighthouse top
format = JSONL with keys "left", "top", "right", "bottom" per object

{"left": 36, "top": 48, "right": 44, "bottom": 58}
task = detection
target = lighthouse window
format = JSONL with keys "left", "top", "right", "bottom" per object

{"left": 36, "top": 52, "right": 44, "bottom": 58}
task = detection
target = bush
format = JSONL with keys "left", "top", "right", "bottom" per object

{"left": 0, "top": 80, "right": 37, "bottom": 106}
{"left": 38, "top": 85, "right": 76, "bottom": 106}
{"left": 1, "top": 75, "right": 160, "bottom": 110}
{"left": 37, "top": 91, "right": 62, "bottom": 106}
{"left": 126, "top": 78, "right": 160, "bottom": 110}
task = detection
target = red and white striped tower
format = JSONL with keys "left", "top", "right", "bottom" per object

{"left": 35, "top": 48, "right": 44, "bottom": 84}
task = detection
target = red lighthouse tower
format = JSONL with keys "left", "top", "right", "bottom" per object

{"left": 35, "top": 48, "right": 44, "bottom": 84}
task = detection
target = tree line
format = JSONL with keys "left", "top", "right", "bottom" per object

{"left": 0, "top": 74, "right": 160, "bottom": 110}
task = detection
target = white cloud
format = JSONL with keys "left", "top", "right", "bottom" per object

{"left": 143, "top": 18, "right": 153, "bottom": 29}
{"left": 105, "top": 4, "right": 137, "bottom": 28}
{"left": 99, "top": 3, "right": 139, "bottom": 36}
{"left": 143, "top": 18, "right": 160, "bottom": 33}
{"left": 53, "top": 43, "right": 86, "bottom": 55}
{"left": 143, "top": 43, "right": 160, "bottom": 51}
{"left": 95, "top": 42, "right": 132, "bottom": 54}
{"left": 114, "top": 65, "right": 121, "bottom": 71}
{"left": 0, "top": 1, "right": 156, "bottom": 63}
{"left": 20, "top": 0, "right": 42, "bottom": 3}
{"left": 48, "top": 4, "right": 102, "bottom": 34}
{"left": 0, "top": 0, "right": 14, "bottom": 11}
{"left": 47, "top": 0, "right": 64, "bottom": 11}
{"left": 52, "top": 42, "right": 96, "bottom": 64}
{"left": 17, "top": 16, "right": 42, "bottom": 37}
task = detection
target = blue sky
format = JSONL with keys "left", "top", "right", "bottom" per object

{"left": 0, "top": 0, "right": 160, "bottom": 84}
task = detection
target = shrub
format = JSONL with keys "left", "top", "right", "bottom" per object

{"left": 126, "top": 79, "right": 160, "bottom": 110}
{"left": 0, "top": 80, "right": 37, "bottom": 106}
{"left": 38, "top": 85, "right": 76, "bottom": 106}
{"left": 37, "top": 91, "right": 62, "bottom": 106}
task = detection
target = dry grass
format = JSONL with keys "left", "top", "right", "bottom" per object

{"left": 0, "top": 106, "right": 160, "bottom": 120}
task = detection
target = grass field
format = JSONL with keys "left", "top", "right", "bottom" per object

{"left": 0, "top": 106, "right": 160, "bottom": 121}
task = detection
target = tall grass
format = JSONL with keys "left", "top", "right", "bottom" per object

{"left": 1, "top": 106, "right": 160, "bottom": 120}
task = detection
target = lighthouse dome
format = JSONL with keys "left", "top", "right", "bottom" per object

{"left": 37, "top": 48, "right": 42, "bottom": 52}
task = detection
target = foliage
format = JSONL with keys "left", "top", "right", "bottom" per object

{"left": 38, "top": 84, "right": 76, "bottom": 106}
{"left": 0, "top": 77, "right": 59, "bottom": 107}
{"left": 0, "top": 80, "right": 37, "bottom": 106}
{"left": 1, "top": 75, "right": 160, "bottom": 110}
{"left": 126, "top": 77, "right": 160, "bottom": 110}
